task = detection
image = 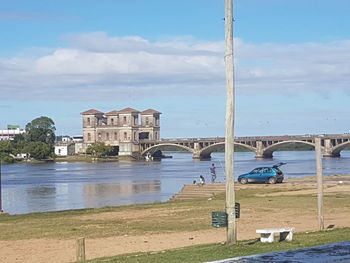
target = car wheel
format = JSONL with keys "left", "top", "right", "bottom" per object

{"left": 268, "top": 177, "right": 276, "bottom": 184}
{"left": 240, "top": 178, "right": 248, "bottom": 184}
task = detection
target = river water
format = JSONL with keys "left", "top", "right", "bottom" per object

{"left": 2, "top": 151, "right": 350, "bottom": 215}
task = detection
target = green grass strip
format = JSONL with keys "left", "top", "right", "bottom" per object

{"left": 87, "top": 227, "right": 350, "bottom": 263}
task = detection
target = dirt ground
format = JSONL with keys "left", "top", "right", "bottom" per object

{"left": 1, "top": 177, "right": 350, "bottom": 263}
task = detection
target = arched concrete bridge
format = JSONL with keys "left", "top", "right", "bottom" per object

{"left": 139, "top": 134, "right": 350, "bottom": 159}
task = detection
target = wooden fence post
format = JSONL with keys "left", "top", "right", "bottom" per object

{"left": 76, "top": 237, "right": 86, "bottom": 262}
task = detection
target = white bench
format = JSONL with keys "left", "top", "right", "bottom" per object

{"left": 256, "top": 227, "right": 294, "bottom": 243}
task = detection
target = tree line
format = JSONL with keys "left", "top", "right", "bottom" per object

{"left": 0, "top": 116, "right": 117, "bottom": 163}
{"left": 0, "top": 116, "right": 56, "bottom": 163}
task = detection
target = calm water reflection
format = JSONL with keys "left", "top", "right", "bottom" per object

{"left": 2, "top": 151, "right": 350, "bottom": 214}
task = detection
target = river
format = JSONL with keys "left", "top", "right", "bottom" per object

{"left": 1, "top": 150, "right": 350, "bottom": 214}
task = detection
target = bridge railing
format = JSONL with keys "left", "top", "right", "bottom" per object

{"left": 159, "top": 134, "right": 350, "bottom": 143}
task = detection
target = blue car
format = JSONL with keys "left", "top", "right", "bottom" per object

{"left": 238, "top": 163, "right": 286, "bottom": 184}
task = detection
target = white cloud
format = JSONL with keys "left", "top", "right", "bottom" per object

{"left": 236, "top": 40, "right": 350, "bottom": 95}
{"left": 0, "top": 32, "right": 350, "bottom": 101}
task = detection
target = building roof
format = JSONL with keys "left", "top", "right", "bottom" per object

{"left": 105, "top": 110, "right": 120, "bottom": 116}
{"left": 141, "top": 109, "right": 162, "bottom": 115}
{"left": 81, "top": 108, "right": 160, "bottom": 115}
{"left": 118, "top": 107, "right": 140, "bottom": 114}
{"left": 81, "top": 109, "right": 104, "bottom": 115}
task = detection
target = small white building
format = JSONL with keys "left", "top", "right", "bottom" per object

{"left": 16, "top": 153, "right": 29, "bottom": 159}
{"left": 54, "top": 143, "right": 75, "bottom": 156}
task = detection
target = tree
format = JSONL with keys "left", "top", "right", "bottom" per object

{"left": 0, "top": 140, "right": 13, "bottom": 154}
{"left": 0, "top": 141, "right": 14, "bottom": 163}
{"left": 25, "top": 116, "right": 56, "bottom": 145}
{"left": 0, "top": 152, "right": 14, "bottom": 163}
{"left": 12, "top": 133, "right": 26, "bottom": 144}
{"left": 86, "top": 142, "right": 113, "bottom": 157}
{"left": 11, "top": 134, "right": 27, "bottom": 155}
{"left": 23, "top": 142, "right": 52, "bottom": 160}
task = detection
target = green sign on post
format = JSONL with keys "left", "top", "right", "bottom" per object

{"left": 211, "top": 203, "right": 240, "bottom": 228}
{"left": 212, "top": 211, "right": 227, "bottom": 227}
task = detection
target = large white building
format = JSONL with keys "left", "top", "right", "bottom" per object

{"left": 0, "top": 125, "right": 25, "bottom": 141}
{"left": 81, "top": 108, "right": 161, "bottom": 156}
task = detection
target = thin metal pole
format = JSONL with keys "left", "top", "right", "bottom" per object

{"left": 315, "top": 137, "right": 324, "bottom": 230}
{"left": 224, "top": 0, "right": 236, "bottom": 244}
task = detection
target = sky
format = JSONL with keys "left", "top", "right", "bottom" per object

{"left": 1, "top": 0, "right": 350, "bottom": 138}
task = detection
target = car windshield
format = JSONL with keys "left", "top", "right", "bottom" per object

{"left": 250, "top": 168, "right": 262, "bottom": 174}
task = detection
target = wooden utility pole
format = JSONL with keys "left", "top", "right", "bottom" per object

{"left": 315, "top": 137, "right": 324, "bottom": 230}
{"left": 224, "top": 0, "right": 236, "bottom": 244}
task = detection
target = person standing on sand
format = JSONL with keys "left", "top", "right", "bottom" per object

{"left": 210, "top": 163, "right": 216, "bottom": 183}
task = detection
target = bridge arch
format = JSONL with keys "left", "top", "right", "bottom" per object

{"left": 141, "top": 143, "right": 195, "bottom": 156}
{"left": 330, "top": 141, "right": 350, "bottom": 157}
{"left": 262, "top": 140, "right": 317, "bottom": 158}
{"left": 199, "top": 142, "right": 256, "bottom": 159}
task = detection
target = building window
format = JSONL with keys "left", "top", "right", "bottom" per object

{"left": 146, "top": 117, "right": 149, "bottom": 125}
{"left": 124, "top": 132, "right": 127, "bottom": 140}
{"left": 87, "top": 118, "right": 90, "bottom": 125}
{"left": 111, "top": 118, "right": 114, "bottom": 125}
{"left": 114, "top": 132, "right": 118, "bottom": 140}
{"left": 106, "top": 133, "right": 109, "bottom": 141}
{"left": 87, "top": 133, "right": 91, "bottom": 141}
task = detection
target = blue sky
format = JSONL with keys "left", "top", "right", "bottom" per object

{"left": 1, "top": 0, "right": 350, "bottom": 137}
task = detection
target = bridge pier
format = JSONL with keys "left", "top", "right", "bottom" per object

{"left": 193, "top": 144, "right": 202, "bottom": 160}
{"left": 255, "top": 152, "right": 273, "bottom": 159}
{"left": 192, "top": 151, "right": 211, "bottom": 160}
{"left": 255, "top": 141, "right": 273, "bottom": 159}
{"left": 322, "top": 139, "right": 340, "bottom": 157}
{"left": 193, "top": 142, "right": 212, "bottom": 160}
{"left": 255, "top": 152, "right": 263, "bottom": 159}
{"left": 323, "top": 139, "right": 333, "bottom": 157}
{"left": 192, "top": 152, "right": 201, "bottom": 160}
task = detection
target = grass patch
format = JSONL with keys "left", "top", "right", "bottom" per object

{"left": 0, "top": 200, "right": 222, "bottom": 240}
{"left": 87, "top": 228, "right": 350, "bottom": 263}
